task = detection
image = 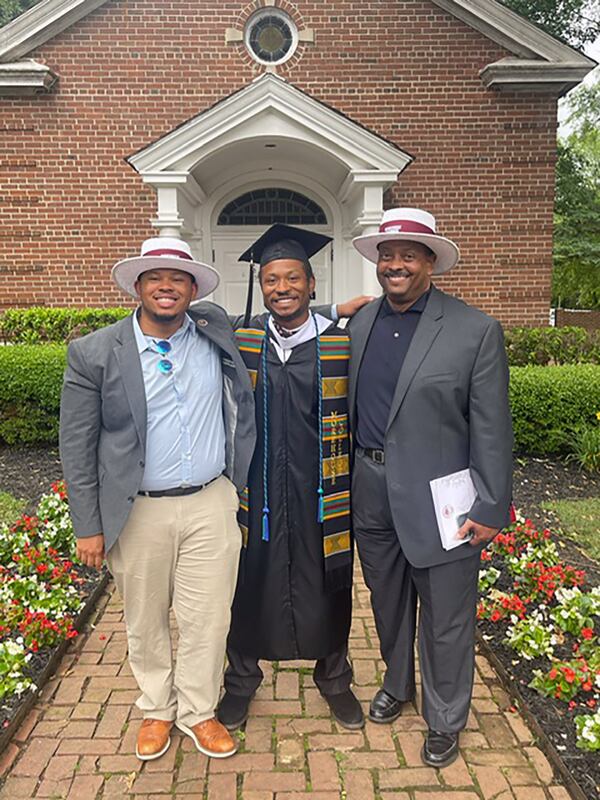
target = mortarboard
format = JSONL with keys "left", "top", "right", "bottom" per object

{"left": 238, "top": 223, "right": 332, "bottom": 267}
{"left": 238, "top": 224, "right": 332, "bottom": 326}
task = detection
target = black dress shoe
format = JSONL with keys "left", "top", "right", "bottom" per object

{"left": 368, "top": 688, "right": 403, "bottom": 724}
{"left": 322, "top": 689, "right": 365, "bottom": 730}
{"left": 216, "top": 691, "right": 251, "bottom": 731}
{"left": 421, "top": 729, "right": 459, "bottom": 768}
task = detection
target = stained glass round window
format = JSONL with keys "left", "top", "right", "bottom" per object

{"left": 245, "top": 9, "right": 298, "bottom": 65}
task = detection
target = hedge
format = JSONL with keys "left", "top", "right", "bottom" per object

{"left": 1, "top": 346, "right": 600, "bottom": 456}
{"left": 0, "top": 346, "right": 66, "bottom": 445}
{"left": 0, "top": 307, "right": 130, "bottom": 344}
{"left": 2, "top": 309, "right": 600, "bottom": 366}
{"left": 509, "top": 364, "right": 600, "bottom": 455}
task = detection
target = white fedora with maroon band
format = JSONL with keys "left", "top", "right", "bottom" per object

{"left": 352, "top": 208, "right": 460, "bottom": 274}
{"left": 111, "top": 237, "right": 220, "bottom": 298}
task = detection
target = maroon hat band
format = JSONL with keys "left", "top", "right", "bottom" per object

{"left": 143, "top": 248, "right": 193, "bottom": 260}
{"left": 379, "top": 220, "right": 435, "bottom": 235}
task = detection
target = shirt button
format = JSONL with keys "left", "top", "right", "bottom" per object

{"left": 139, "top": 461, "right": 145, "bottom": 468}
{"left": 393, "top": 332, "right": 400, "bottom": 338}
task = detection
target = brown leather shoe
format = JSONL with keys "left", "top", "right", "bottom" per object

{"left": 176, "top": 717, "right": 237, "bottom": 758}
{"left": 135, "top": 718, "right": 173, "bottom": 761}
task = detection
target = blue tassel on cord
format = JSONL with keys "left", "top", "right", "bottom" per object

{"left": 262, "top": 507, "right": 270, "bottom": 541}
{"left": 317, "top": 487, "right": 324, "bottom": 523}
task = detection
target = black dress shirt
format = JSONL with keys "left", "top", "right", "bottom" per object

{"left": 356, "top": 289, "right": 430, "bottom": 450}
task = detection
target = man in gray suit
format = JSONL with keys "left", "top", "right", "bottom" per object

{"left": 60, "top": 237, "right": 255, "bottom": 762}
{"left": 348, "top": 208, "right": 512, "bottom": 768}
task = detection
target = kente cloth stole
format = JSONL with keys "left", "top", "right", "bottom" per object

{"left": 235, "top": 325, "right": 353, "bottom": 592}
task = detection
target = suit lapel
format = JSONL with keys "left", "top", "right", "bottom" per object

{"left": 190, "top": 310, "right": 248, "bottom": 375}
{"left": 348, "top": 296, "right": 385, "bottom": 428}
{"left": 114, "top": 315, "right": 147, "bottom": 450}
{"left": 385, "top": 286, "right": 444, "bottom": 433}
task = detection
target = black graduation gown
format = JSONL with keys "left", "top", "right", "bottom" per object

{"left": 227, "top": 327, "right": 352, "bottom": 661}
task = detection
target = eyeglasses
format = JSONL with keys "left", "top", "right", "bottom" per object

{"left": 153, "top": 340, "right": 173, "bottom": 374}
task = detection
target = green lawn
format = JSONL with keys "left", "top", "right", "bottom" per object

{"left": 0, "top": 491, "right": 27, "bottom": 527}
{"left": 542, "top": 497, "right": 600, "bottom": 562}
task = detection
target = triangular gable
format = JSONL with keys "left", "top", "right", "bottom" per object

{"left": 0, "top": 0, "right": 595, "bottom": 96}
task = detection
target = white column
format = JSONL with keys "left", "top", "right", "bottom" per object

{"left": 141, "top": 173, "right": 206, "bottom": 239}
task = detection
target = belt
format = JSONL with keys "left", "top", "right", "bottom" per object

{"left": 361, "top": 448, "right": 385, "bottom": 464}
{"left": 138, "top": 475, "right": 220, "bottom": 498}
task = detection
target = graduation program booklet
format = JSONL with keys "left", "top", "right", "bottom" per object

{"left": 429, "top": 469, "right": 477, "bottom": 551}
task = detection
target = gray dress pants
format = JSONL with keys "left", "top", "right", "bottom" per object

{"left": 352, "top": 448, "right": 480, "bottom": 733}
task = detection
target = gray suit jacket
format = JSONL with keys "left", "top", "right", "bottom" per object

{"left": 347, "top": 286, "right": 513, "bottom": 568}
{"left": 59, "top": 302, "right": 256, "bottom": 553}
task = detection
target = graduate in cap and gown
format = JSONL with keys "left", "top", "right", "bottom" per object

{"left": 217, "top": 225, "right": 364, "bottom": 731}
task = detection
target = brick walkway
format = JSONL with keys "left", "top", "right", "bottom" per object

{"left": 0, "top": 571, "right": 573, "bottom": 800}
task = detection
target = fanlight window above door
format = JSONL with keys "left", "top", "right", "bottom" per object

{"left": 218, "top": 188, "right": 327, "bottom": 226}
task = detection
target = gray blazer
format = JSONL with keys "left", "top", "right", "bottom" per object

{"left": 59, "top": 302, "right": 256, "bottom": 553}
{"left": 347, "top": 286, "right": 513, "bottom": 568}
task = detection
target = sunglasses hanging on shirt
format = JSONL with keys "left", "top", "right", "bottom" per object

{"left": 153, "top": 340, "right": 173, "bottom": 374}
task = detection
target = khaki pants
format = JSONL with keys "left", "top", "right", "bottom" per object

{"left": 106, "top": 476, "right": 241, "bottom": 727}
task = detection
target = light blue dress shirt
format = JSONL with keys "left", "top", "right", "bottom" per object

{"left": 133, "top": 312, "right": 226, "bottom": 491}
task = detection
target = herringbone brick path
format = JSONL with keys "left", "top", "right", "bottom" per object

{"left": 0, "top": 570, "right": 572, "bottom": 800}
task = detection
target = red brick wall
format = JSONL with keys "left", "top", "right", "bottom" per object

{"left": 0, "top": 0, "right": 557, "bottom": 324}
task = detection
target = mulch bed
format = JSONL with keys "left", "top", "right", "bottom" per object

{"left": 0, "top": 445, "right": 599, "bottom": 796}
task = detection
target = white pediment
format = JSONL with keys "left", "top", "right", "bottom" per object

{"left": 127, "top": 73, "right": 411, "bottom": 181}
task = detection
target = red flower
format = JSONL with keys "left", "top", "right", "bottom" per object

{"left": 563, "top": 668, "right": 576, "bottom": 684}
{"left": 581, "top": 628, "right": 594, "bottom": 640}
{"left": 549, "top": 668, "right": 558, "bottom": 680}
{"left": 587, "top": 699, "right": 596, "bottom": 709}
{"left": 582, "top": 681, "right": 593, "bottom": 692}
{"left": 490, "top": 610, "right": 502, "bottom": 622}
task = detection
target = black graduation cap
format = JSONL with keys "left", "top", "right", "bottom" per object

{"left": 238, "top": 224, "right": 332, "bottom": 325}
{"left": 239, "top": 224, "right": 332, "bottom": 267}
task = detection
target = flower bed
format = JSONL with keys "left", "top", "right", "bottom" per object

{"left": 478, "top": 519, "right": 600, "bottom": 799}
{"left": 0, "top": 481, "right": 106, "bottom": 739}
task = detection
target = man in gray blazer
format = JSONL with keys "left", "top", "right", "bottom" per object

{"left": 60, "top": 237, "right": 255, "bottom": 762}
{"left": 348, "top": 209, "right": 512, "bottom": 768}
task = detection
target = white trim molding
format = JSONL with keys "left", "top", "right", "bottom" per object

{"left": 431, "top": 0, "right": 595, "bottom": 93}
{"left": 480, "top": 58, "right": 594, "bottom": 94}
{"left": 0, "top": 0, "right": 594, "bottom": 96}
{"left": 0, "top": 59, "right": 57, "bottom": 94}
{"left": 0, "top": 0, "right": 107, "bottom": 62}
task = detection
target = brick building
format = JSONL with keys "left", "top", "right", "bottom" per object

{"left": 0, "top": 0, "right": 594, "bottom": 323}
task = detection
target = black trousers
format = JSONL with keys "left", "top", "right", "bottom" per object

{"left": 353, "top": 448, "right": 480, "bottom": 733}
{"left": 224, "top": 642, "right": 353, "bottom": 697}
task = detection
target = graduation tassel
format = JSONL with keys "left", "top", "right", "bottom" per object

{"left": 261, "top": 318, "right": 271, "bottom": 543}
{"left": 262, "top": 507, "right": 270, "bottom": 542}
{"left": 317, "top": 487, "right": 324, "bottom": 524}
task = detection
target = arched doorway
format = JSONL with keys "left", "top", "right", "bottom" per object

{"left": 211, "top": 187, "right": 333, "bottom": 315}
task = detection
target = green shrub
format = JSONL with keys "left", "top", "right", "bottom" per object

{"left": 567, "top": 421, "right": 600, "bottom": 472}
{"left": 0, "top": 345, "right": 66, "bottom": 444}
{"left": 505, "top": 326, "right": 600, "bottom": 366}
{"left": 0, "top": 307, "right": 130, "bottom": 344}
{"left": 510, "top": 365, "right": 600, "bottom": 455}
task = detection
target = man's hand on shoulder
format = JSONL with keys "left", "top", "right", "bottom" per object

{"left": 456, "top": 519, "right": 499, "bottom": 548}
{"left": 336, "top": 295, "right": 375, "bottom": 319}
{"left": 76, "top": 534, "right": 105, "bottom": 569}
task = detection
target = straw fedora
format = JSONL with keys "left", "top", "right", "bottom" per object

{"left": 352, "top": 208, "right": 460, "bottom": 274}
{"left": 112, "top": 237, "right": 220, "bottom": 298}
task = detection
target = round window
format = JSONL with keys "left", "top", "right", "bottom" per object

{"left": 245, "top": 9, "right": 298, "bottom": 65}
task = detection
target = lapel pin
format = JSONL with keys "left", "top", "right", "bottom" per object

{"left": 197, "top": 319, "right": 208, "bottom": 327}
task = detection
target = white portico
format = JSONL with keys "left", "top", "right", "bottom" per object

{"left": 127, "top": 73, "right": 411, "bottom": 312}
